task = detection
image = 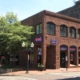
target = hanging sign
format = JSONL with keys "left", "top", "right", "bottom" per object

{"left": 35, "top": 36, "right": 42, "bottom": 42}
{"left": 60, "top": 45, "right": 67, "bottom": 51}
{"left": 50, "top": 38, "right": 58, "bottom": 45}
{"left": 60, "top": 47, "right": 67, "bottom": 51}
{"left": 70, "top": 47, "right": 76, "bottom": 52}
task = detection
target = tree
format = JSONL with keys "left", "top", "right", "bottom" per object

{"left": 0, "top": 12, "right": 34, "bottom": 66}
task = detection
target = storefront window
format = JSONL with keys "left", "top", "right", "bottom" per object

{"left": 78, "top": 47, "right": 80, "bottom": 64}
{"left": 70, "top": 52, "right": 74, "bottom": 64}
{"left": 60, "top": 25, "right": 67, "bottom": 37}
{"left": 70, "top": 46, "right": 76, "bottom": 65}
{"left": 46, "top": 22, "right": 55, "bottom": 35}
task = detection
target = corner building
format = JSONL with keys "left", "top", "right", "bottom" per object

{"left": 21, "top": 10, "right": 80, "bottom": 69}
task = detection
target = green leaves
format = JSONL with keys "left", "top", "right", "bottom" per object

{"left": 0, "top": 12, "right": 34, "bottom": 55}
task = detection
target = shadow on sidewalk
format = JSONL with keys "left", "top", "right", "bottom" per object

{"left": 58, "top": 77, "right": 80, "bottom": 80}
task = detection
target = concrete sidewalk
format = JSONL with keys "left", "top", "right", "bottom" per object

{"left": 1, "top": 68, "right": 80, "bottom": 75}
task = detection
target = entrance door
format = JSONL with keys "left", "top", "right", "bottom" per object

{"left": 37, "top": 55, "right": 41, "bottom": 64}
{"left": 79, "top": 52, "right": 80, "bottom": 64}
{"left": 60, "top": 52, "right": 65, "bottom": 68}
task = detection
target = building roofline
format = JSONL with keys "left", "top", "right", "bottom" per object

{"left": 21, "top": 10, "right": 80, "bottom": 23}
{"left": 21, "top": 10, "right": 44, "bottom": 22}
{"left": 44, "top": 10, "right": 80, "bottom": 23}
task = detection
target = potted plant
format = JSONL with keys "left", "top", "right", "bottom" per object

{"left": 38, "top": 63, "right": 44, "bottom": 71}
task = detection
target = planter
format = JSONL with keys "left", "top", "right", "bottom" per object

{"left": 38, "top": 67, "right": 44, "bottom": 71}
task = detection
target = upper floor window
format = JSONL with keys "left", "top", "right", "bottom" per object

{"left": 78, "top": 29, "right": 80, "bottom": 38}
{"left": 36, "top": 23, "right": 42, "bottom": 34}
{"left": 46, "top": 22, "right": 55, "bottom": 35}
{"left": 60, "top": 25, "right": 67, "bottom": 37}
{"left": 70, "top": 27, "right": 76, "bottom": 38}
{"left": 75, "top": 14, "right": 80, "bottom": 19}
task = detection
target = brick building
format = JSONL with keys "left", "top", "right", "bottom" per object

{"left": 21, "top": 10, "right": 80, "bottom": 69}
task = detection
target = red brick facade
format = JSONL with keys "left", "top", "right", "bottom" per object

{"left": 21, "top": 10, "right": 80, "bottom": 69}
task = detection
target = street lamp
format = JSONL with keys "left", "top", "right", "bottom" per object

{"left": 22, "top": 41, "right": 34, "bottom": 73}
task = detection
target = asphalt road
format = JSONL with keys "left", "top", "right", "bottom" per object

{"left": 0, "top": 72, "right": 80, "bottom": 80}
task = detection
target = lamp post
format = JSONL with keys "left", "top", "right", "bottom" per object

{"left": 22, "top": 41, "right": 34, "bottom": 73}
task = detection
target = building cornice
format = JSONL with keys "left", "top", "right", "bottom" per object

{"left": 44, "top": 10, "right": 80, "bottom": 23}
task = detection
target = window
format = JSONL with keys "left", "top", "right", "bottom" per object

{"left": 70, "top": 46, "right": 76, "bottom": 65}
{"left": 75, "top": 14, "right": 80, "bottom": 19}
{"left": 36, "top": 24, "right": 42, "bottom": 34}
{"left": 60, "top": 25, "right": 67, "bottom": 37}
{"left": 78, "top": 29, "right": 80, "bottom": 38}
{"left": 39, "top": 24, "right": 42, "bottom": 33}
{"left": 46, "top": 22, "right": 55, "bottom": 35}
{"left": 70, "top": 27, "right": 76, "bottom": 38}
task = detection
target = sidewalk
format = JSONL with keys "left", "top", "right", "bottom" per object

{"left": 1, "top": 67, "right": 80, "bottom": 75}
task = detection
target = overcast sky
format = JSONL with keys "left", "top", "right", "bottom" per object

{"left": 0, "top": 0, "right": 78, "bottom": 20}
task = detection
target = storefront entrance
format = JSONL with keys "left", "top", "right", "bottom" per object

{"left": 78, "top": 52, "right": 80, "bottom": 64}
{"left": 37, "top": 48, "right": 42, "bottom": 65}
{"left": 60, "top": 51, "right": 66, "bottom": 68}
{"left": 60, "top": 45, "right": 68, "bottom": 68}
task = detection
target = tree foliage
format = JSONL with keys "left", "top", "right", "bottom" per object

{"left": 0, "top": 12, "right": 34, "bottom": 55}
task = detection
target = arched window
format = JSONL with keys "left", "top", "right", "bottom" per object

{"left": 46, "top": 22, "right": 55, "bottom": 35}
{"left": 70, "top": 27, "right": 76, "bottom": 38}
{"left": 60, "top": 25, "right": 67, "bottom": 37}
{"left": 78, "top": 29, "right": 80, "bottom": 38}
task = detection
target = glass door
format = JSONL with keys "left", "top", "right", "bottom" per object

{"left": 60, "top": 52, "right": 66, "bottom": 68}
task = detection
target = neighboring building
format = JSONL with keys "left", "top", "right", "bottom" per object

{"left": 21, "top": 10, "right": 80, "bottom": 69}
{"left": 58, "top": 0, "right": 80, "bottom": 19}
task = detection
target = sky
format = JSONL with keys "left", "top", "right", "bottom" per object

{"left": 0, "top": 0, "right": 79, "bottom": 20}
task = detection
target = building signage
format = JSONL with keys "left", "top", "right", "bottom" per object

{"left": 60, "top": 47, "right": 67, "bottom": 51}
{"left": 70, "top": 47, "right": 76, "bottom": 51}
{"left": 50, "top": 38, "right": 58, "bottom": 45}
{"left": 60, "top": 45, "right": 67, "bottom": 51}
{"left": 35, "top": 36, "right": 42, "bottom": 42}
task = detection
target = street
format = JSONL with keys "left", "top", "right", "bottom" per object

{"left": 0, "top": 72, "right": 80, "bottom": 80}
